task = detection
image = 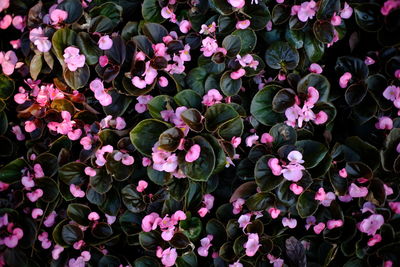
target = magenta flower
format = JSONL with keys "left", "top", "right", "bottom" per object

{"left": 136, "top": 180, "right": 148, "bottom": 192}
{"left": 63, "top": 46, "right": 85, "bottom": 71}
{"left": 339, "top": 72, "right": 352, "bottom": 88}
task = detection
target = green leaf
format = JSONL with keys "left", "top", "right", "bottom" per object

{"left": 246, "top": 192, "right": 275, "bottom": 211}
{"left": 186, "top": 67, "right": 208, "bottom": 95}
{"left": 335, "top": 56, "right": 369, "bottom": 81}
{"left": 316, "top": 0, "right": 340, "bottom": 20}
{"left": 205, "top": 103, "right": 239, "bottom": 132}
{"left": 34, "top": 152, "right": 58, "bottom": 177}
{"left": 30, "top": 54, "right": 43, "bottom": 80}
{"left": 313, "top": 21, "right": 335, "bottom": 43}
{"left": 179, "top": 136, "right": 215, "bottom": 182}
{"left": 210, "top": 0, "right": 233, "bottom": 15}
{"left": 176, "top": 252, "right": 198, "bottom": 267}
{"left": 220, "top": 71, "right": 242, "bottom": 96}
{"left": 119, "top": 211, "right": 143, "bottom": 236}
{"left": 174, "top": 90, "right": 202, "bottom": 110}
{"left": 134, "top": 257, "right": 161, "bottom": 267}
{"left": 180, "top": 216, "right": 202, "bottom": 241}
{"left": 244, "top": 2, "right": 271, "bottom": 30}
{"left": 304, "top": 32, "right": 325, "bottom": 62}
{"left": 0, "top": 74, "right": 15, "bottom": 100}
{"left": 142, "top": 0, "right": 164, "bottom": 23}
{"left": 90, "top": 2, "right": 122, "bottom": 27}
{"left": 272, "top": 4, "right": 290, "bottom": 25}
{"left": 269, "top": 123, "right": 297, "bottom": 148}
{"left": 89, "top": 15, "right": 114, "bottom": 33}
{"left": 296, "top": 190, "right": 319, "bottom": 218}
{"left": 159, "top": 127, "right": 185, "bottom": 152}
{"left": 0, "top": 159, "right": 27, "bottom": 184}
{"left": 232, "top": 29, "right": 257, "bottom": 54}
{"left": 130, "top": 119, "right": 170, "bottom": 156}
{"left": 250, "top": 84, "right": 285, "bottom": 126}
{"left": 296, "top": 140, "right": 328, "bottom": 168}
{"left": 345, "top": 84, "right": 367, "bottom": 106}
{"left": 265, "top": 41, "right": 299, "bottom": 70}
{"left": 67, "top": 203, "right": 91, "bottom": 226}
{"left": 142, "top": 23, "right": 168, "bottom": 44}
{"left": 63, "top": 63, "right": 90, "bottom": 90}
{"left": 354, "top": 3, "right": 382, "bottom": 32}
{"left": 59, "top": 162, "right": 87, "bottom": 185}
{"left": 35, "top": 178, "right": 59, "bottom": 202}
{"left": 181, "top": 109, "right": 204, "bottom": 132}
{"left": 139, "top": 231, "right": 164, "bottom": 250}
{"left": 62, "top": 224, "right": 83, "bottom": 245}
{"left": 92, "top": 222, "right": 113, "bottom": 239}
{"left": 218, "top": 117, "right": 244, "bottom": 140}
{"left": 272, "top": 88, "right": 296, "bottom": 113}
{"left": 76, "top": 32, "right": 101, "bottom": 65}
{"left": 222, "top": 35, "right": 241, "bottom": 57}
{"left": 121, "top": 184, "right": 146, "bottom": 213}
{"left": 90, "top": 167, "right": 112, "bottom": 194}
{"left": 147, "top": 95, "right": 175, "bottom": 120}
{"left": 99, "top": 187, "right": 121, "bottom": 216}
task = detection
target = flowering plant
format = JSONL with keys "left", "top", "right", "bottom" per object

{"left": 0, "top": 0, "right": 400, "bottom": 266}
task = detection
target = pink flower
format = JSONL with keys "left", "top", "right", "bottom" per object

{"left": 99, "top": 55, "right": 109, "bottom": 67}
{"left": 327, "top": 219, "right": 343, "bottom": 229}
{"left": 227, "top": 0, "right": 245, "bottom": 9}
{"left": 202, "top": 89, "right": 223, "bottom": 106}
{"left": 29, "top": 28, "right": 52, "bottom": 52}
{"left": 161, "top": 7, "right": 177, "bottom": 23}
{"left": 381, "top": 0, "right": 400, "bottom": 16}
{"left": 339, "top": 168, "right": 348, "bottom": 178}
{"left": 309, "top": 63, "right": 323, "bottom": 74}
{"left": 231, "top": 68, "right": 246, "bottom": 80}
{"left": 268, "top": 208, "right": 281, "bottom": 219}
{"left": 88, "top": 212, "right": 100, "bottom": 221}
{"left": 331, "top": 13, "right": 341, "bottom": 26}
{"left": 34, "top": 163, "right": 44, "bottom": 178}
{"left": 179, "top": 20, "right": 191, "bottom": 33}
{"left": 135, "top": 95, "right": 153, "bottom": 113}
{"left": 348, "top": 183, "right": 368, "bottom": 198}
{"left": 142, "top": 157, "right": 152, "bottom": 167}
{"left": 245, "top": 134, "right": 259, "bottom": 147}
{"left": 69, "top": 184, "right": 85, "bottom": 198}
{"left": 367, "top": 234, "right": 382, "bottom": 246}
{"left": 44, "top": 211, "right": 57, "bottom": 227}
{"left": 375, "top": 116, "right": 393, "bottom": 130}
{"left": 315, "top": 188, "right": 336, "bottom": 207}
{"left": 26, "top": 188, "right": 43, "bottom": 202}
{"left": 383, "top": 85, "right": 400, "bottom": 101}
{"left": 244, "top": 233, "right": 261, "bottom": 257}
{"left": 159, "top": 247, "right": 177, "bottom": 267}
{"left": 314, "top": 111, "right": 328, "bottom": 124}
{"left": 289, "top": 183, "right": 303, "bottom": 195}
{"left": 198, "top": 235, "right": 213, "bottom": 257}
{"left": 268, "top": 158, "right": 282, "bottom": 176}
{"left": 339, "top": 72, "right": 352, "bottom": 88}
{"left": 231, "top": 136, "right": 242, "bottom": 148}
{"left": 136, "top": 180, "right": 148, "bottom": 192}
{"left": 141, "top": 212, "right": 160, "bottom": 232}
{"left": 63, "top": 46, "right": 85, "bottom": 72}
{"left": 313, "top": 222, "right": 325, "bottom": 234}
{"left": 297, "top": 0, "right": 317, "bottom": 22}
{"left": 364, "top": 56, "right": 375, "bottom": 65}
{"left": 282, "top": 217, "right": 297, "bottom": 228}
{"left": 340, "top": 2, "right": 353, "bottom": 19}
{"left": 232, "top": 198, "right": 245, "bottom": 214}
{"left": 200, "top": 37, "right": 218, "bottom": 57}
{"left": 84, "top": 167, "right": 96, "bottom": 177}
{"left": 12, "top": 16, "right": 25, "bottom": 31}
{"left": 0, "top": 14, "right": 12, "bottom": 29}
{"left": 114, "top": 151, "right": 134, "bottom": 166}
{"left": 260, "top": 133, "right": 274, "bottom": 144}
{"left": 32, "top": 208, "right": 43, "bottom": 219}
{"left": 89, "top": 79, "right": 112, "bottom": 106}
{"left": 11, "top": 126, "right": 25, "bottom": 141}
{"left": 52, "top": 245, "right": 64, "bottom": 260}
{"left": 24, "top": 120, "right": 36, "bottom": 133}
{"left": 158, "top": 76, "right": 169, "bottom": 87}
{"left": 358, "top": 214, "right": 384, "bottom": 236}
{"left": 0, "top": 0, "right": 9, "bottom": 12}
{"left": 50, "top": 9, "right": 68, "bottom": 24}
{"left": 388, "top": 202, "right": 400, "bottom": 214}
{"left": 98, "top": 35, "right": 113, "bottom": 50}
{"left": 229, "top": 261, "right": 243, "bottom": 267}
{"left": 236, "top": 20, "right": 250, "bottom": 30}
{"left": 395, "top": 69, "right": 400, "bottom": 79}
{"left": 0, "top": 50, "right": 18, "bottom": 75}
{"left": 185, "top": 144, "right": 201, "bottom": 162}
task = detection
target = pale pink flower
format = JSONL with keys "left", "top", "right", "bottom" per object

{"left": 289, "top": 183, "right": 303, "bottom": 195}
{"left": 197, "top": 235, "right": 213, "bottom": 257}
{"left": 141, "top": 213, "right": 160, "bottom": 232}
{"left": 63, "top": 46, "right": 85, "bottom": 72}
{"left": 244, "top": 233, "right": 261, "bottom": 257}
{"left": 26, "top": 188, "right": 43, "bottom": 202}
{"left": 84, "top": 167, "right": 96, "bottom": 177}
{"left": 282, "top": 217, "right": 297, "bottom": 228}
{"left": 348, "top": 183, "right": 368, "bottom": 198}
{"left": 200, "top": 22, "right": 217, "bottom": 35}
{"left": 52, "top": 244, "right": 64, "bottom": 260}
{"left": 268, "top": 158, "right": 282, "bottom": 176}
{"left": 29, "top": 27, "right": 52, "bottom": 52}
{"left": 340, "top": 2, "right": 353, "bottom": 19}
{"left": 358, "top": 214, "right": 384, "bottom": 236}
{"left": 228, "top": 0, "right": 245, "bottom": 9}
{"left": 161, "top": 7, "right": 177, "bottom": 23}
{"left": 88, "top": 212, "right": 100, "bottom": 221}
{"left": 98, "top": 35, "right": 113, "bottom": 50}
{"left": 0, "top": 50, "right": 18, "bottom": 75}
{"left": 313, "top": 222, "right": 325, "bottom": 234}
{"left": 231, "top": 136, "right": 242, "bottom": 148}
{"left": 12, "top": 16, "right": 25, "bottom": 31}
{"left": 158, "top": 76, "right": 169, "bottom": 87}
{"left": 202, "top": 89, "right": 223, "bottom": 106}
{"left": 159, "top": 247, "right": 177, "bottom": 267}
{"left": 44, "top": 211, "right": 57, "bottom": 227}
{"left": 238, "top": 214, "right": 252, "bottom": 229}
{"left": 315, "top": 187, "right": 336, "bottom": 207}
{"left": 245, "top": 134, "right": 259, "bottom": 147}
{"left": 179, "top": 20, "right": 191, "bottom": 33}
{"left": 231, "top": 68, "right": 246, "bottom": 80}
{"left": 200, "top": 37, "right": 218, "bottom": 57}
{"left": 11, "top": 125, "right": 25, "bottom": 141}
{"left": 327, "top": 219, "right": 343, "bottom": 229}
{"left": 50, "top": 9, "right": 68, "bottom": 24}
{"left": 32, "top": 208, "right": 43, "bottom": 219}
{"left": 268, "top": 207, "right": 281, "bottom": 219}
{"left": 0, "top": 0, "right": 9, "bottom": 12}
{"left": 297, "top": 0, "right": 317, "bottom": 22}
{"left": 236, "top": 20, "right": 250, "bottom": 30}
{"left": 0, "top": 14, "right": 12, "bottom": 29}
{"left": 232, "top": 198, "right": 245, "bottom": 214}
{"left": 383, "top": 85, "right": 400, "bottom": 101}
{"left": 69, "top": 184, "right": 85, "bottom": 198}
{"left": 339, "top": 168, "right": 347, "bottom": 178}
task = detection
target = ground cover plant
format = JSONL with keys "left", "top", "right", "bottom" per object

{"left": 0, "top": 0, "right": 400, "bottom": 266}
